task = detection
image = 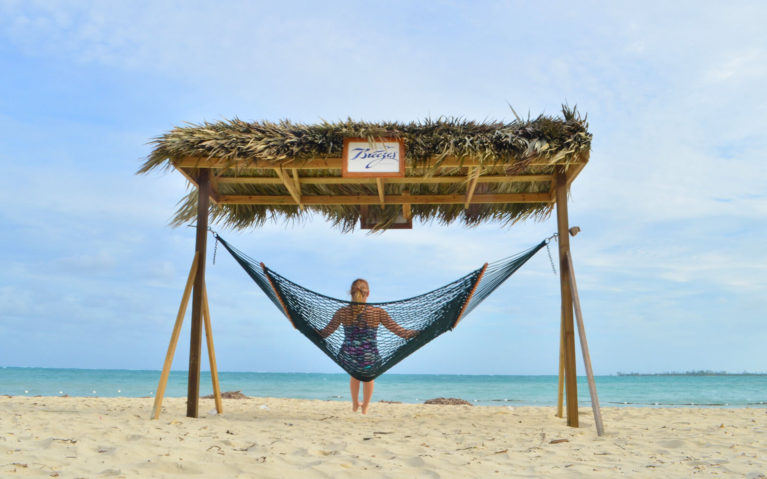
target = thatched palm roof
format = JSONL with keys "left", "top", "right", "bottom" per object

{"left": 139, "top": 105, "right": 590, "bottom": 232}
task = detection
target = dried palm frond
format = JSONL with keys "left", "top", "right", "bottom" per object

{"left": 139, "top": 105, "right": 591, "bottom": 232}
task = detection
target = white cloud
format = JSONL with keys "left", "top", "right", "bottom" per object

{"left": 1, "top": 0, "right": 766, "bottom": 374}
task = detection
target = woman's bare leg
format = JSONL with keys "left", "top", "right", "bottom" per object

{"left": 361, "top": 380, "right": 375, "bottom": 414}
{"left": 349, "top": 377, "right": 360, "bottom": 412}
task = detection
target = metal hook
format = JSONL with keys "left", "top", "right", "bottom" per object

{"left": 544, "top": 232, "right": 559, "bottom": 245}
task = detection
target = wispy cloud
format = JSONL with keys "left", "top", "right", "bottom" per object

{"left": 1, "top": 1, "right": 765, "bottom": 374}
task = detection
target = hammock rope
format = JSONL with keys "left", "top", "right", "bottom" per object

{"left": 213, "top": 233, "right": 546, "bottom": 381}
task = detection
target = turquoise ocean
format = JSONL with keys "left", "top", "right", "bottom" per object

{"left": 2, "top": 368, "right": 766, "bottom": 407}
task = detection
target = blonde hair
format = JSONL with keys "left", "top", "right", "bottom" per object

{"left": 350, "top": 280, "right": 369, "bottom": 315}
{"left": 350, "top": 278, "right": 369, "bottom": 295}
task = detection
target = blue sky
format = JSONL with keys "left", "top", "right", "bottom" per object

{"left": 1, "top": 1, "right": 765, "bottom": 376}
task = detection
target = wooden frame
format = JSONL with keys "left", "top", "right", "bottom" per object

{"left": 151, "top": 252, "right": 223, "bottom": 420}
{"left": 555, "top": 166, "right": 579, "bottom": 428}
{"left": 216, "top": 192, "right": 550, "bottom": 206}
{"left": 171, "top": 156, "right": 575, "bottom": 169}
{"left": 342, "top": 137, "right": 406, "bottom": 178}
{"left": 566, "top": 250, "right": 604, "bottom": 436}
{"left": 157, "top": 140, "right": 600, "bottom": 434}
{"left": 174, "top": 155, "right": 584, "bottom": 212}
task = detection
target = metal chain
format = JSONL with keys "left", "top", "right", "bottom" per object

{"left": 544, "top": 233, "right": 558, "bottom": 275}
{"left": 209, "top": 227, "right": 219, "bottom": 265}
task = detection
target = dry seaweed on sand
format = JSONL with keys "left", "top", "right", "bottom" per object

{"left": 202, "top": 391, "right": 249, "bottom": 399}
{"left": 424, "top": 397, "right": 473, "bottom": 406}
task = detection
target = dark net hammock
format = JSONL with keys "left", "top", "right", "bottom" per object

{"left": 214, "top": 234, "right": 546, "bottom": 382}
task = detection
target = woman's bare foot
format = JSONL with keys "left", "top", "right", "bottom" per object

{"left": 361, "top": 402, "right": 369, "bottom": 414}
{"left": 352, "top": 402, "right": 359, "bottom": 412}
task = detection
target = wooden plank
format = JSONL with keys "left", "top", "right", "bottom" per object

{"left": 555, "top": 166, "right": 578, "bottom": 428}
{"left": 549, "top": 178, "right": 557, "bottom": 202}
{"left": 187, "top": 169, "right": 210, "bottom": 418}
{"left": 176, "top": 167, "right": 203, "bottom": 191}
{"left": 464, "top": 167, "right": 480, "bottom": 209}
{"left": 215, "top": 174, "right": 552, "bottom": 185}
{"left": 566, "top": 161, "right": 588, "bottom": 188}
{"left": 273, "top": 168, "right": 303, "bottom": 209}
{"left": 209, "top": 171, "right": 221, "bottom": 205}
{"left": 402, "top": 190, "right": 411, "bottom": 220}
{"left": 151, "top": 252, "right": 199, "bottom": 420}
{"left": 173, "top": 155, "right": 585, "bottom": 170}
{"left": 217, "top": 192, "right": 551, "bottom": 206}
{"left": 376, "top": 178, "right": 385, "bottom": 205}
{"left": 291, "top": 169, "right": 301, "bottom": 195}
{"left": 566, "top": 250, "right": 604, "bottom": 436}
{"left": 202, "top": 283, "right": 223, "bottom": 415}
{"left": 173, "top": 156, "right": 342, "bottom": 170}
{"left": 556, "top": 311, "right": 565, "bottom": 419}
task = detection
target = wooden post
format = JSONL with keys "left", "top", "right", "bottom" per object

{"left": 187, "top": 169, "right": 210, "bottom": 418}
{"left": 556, "top": 311, "right": 565, "bottom": 418}
{"left": 566, "top": 251, "right": 605, "bottom": 436}
{"left": 202, "top": 283, "right": 223, "bottom": 414}
{"left": 150, "top": 253, "right": 199, "bottom": 419}
{"left": 555, "top": 166, "right": 578, "bottom": 427}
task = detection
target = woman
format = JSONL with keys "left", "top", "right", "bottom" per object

{"left": 318, "top": 279, "right": 417, "bottom": 414}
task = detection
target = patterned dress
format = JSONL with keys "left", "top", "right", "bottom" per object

{"left": 339, "top": 312, "right": 380, "bottom": 374}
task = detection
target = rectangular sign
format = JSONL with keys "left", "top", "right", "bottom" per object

{"left": 342, "top": 137, "right": 405, "bottom": 177}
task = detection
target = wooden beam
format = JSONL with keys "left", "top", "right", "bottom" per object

{"left": 549, "top": 178, "right": 557, "bottom": 203}
{"left": 174, "top": 169, "right": 217, "bottom": 205}
{"left": 464, "top": 167, "right": 480, "bottom": 209}
{"left": 376, "top": 178, "right": 385, "bottom": 205}
{"left": 566, "top": 250, "right": 604, "bottom": 436}
{"left": 176, "top": 167, "right": 203, "bottom": 191}
{"left": 187, "top": 168, "right": 210, "bottom": 418}
{"left": 273, "top": 168, "right": 303, "bottom": 209}
{"left": 202, "top": 283, "right": 223, "bottom": 415}
{"left": 173, "top": 155, "right": 585, "bottom": 170}
{"left": 217, "top": 192, "right": 551, "bottom": 206}
{"left": 151, "top": 252, "right": 199, "bottom": 420}
{"left": 556, "top": 311, "right": 565, "bottom": 419}
{"left": 402, "top": 189, "right": 411, "bottom": 220}
{"left": 291, "top": 168, "right": 301, "bottom": 197}
{"left": 566, "top": 161, "right": 587, "bottom": 187}
{"left": 549, "top": 161, "right": 588, "bottom": 202}
{"left": 209, "top": 171, "right": 221, "bottom": 205}
{"left": 215, "top": 174, "right": 552, "bottom": 185}
{"left": 555, "top": 166, "right": 578, "bottom": 428}
{"left": 173, "top": 156, "right": 341, "bottom": 170}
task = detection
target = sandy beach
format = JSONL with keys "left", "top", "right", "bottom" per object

{"left": 1, "top": 396, "right": 765, "bottom": 478}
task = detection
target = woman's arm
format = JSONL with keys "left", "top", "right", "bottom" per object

{"left": 377, "top": 309, "right": 418, "bottom": 339}
{"left": 318, "top": 309, "right": 344, "bottom": 338}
